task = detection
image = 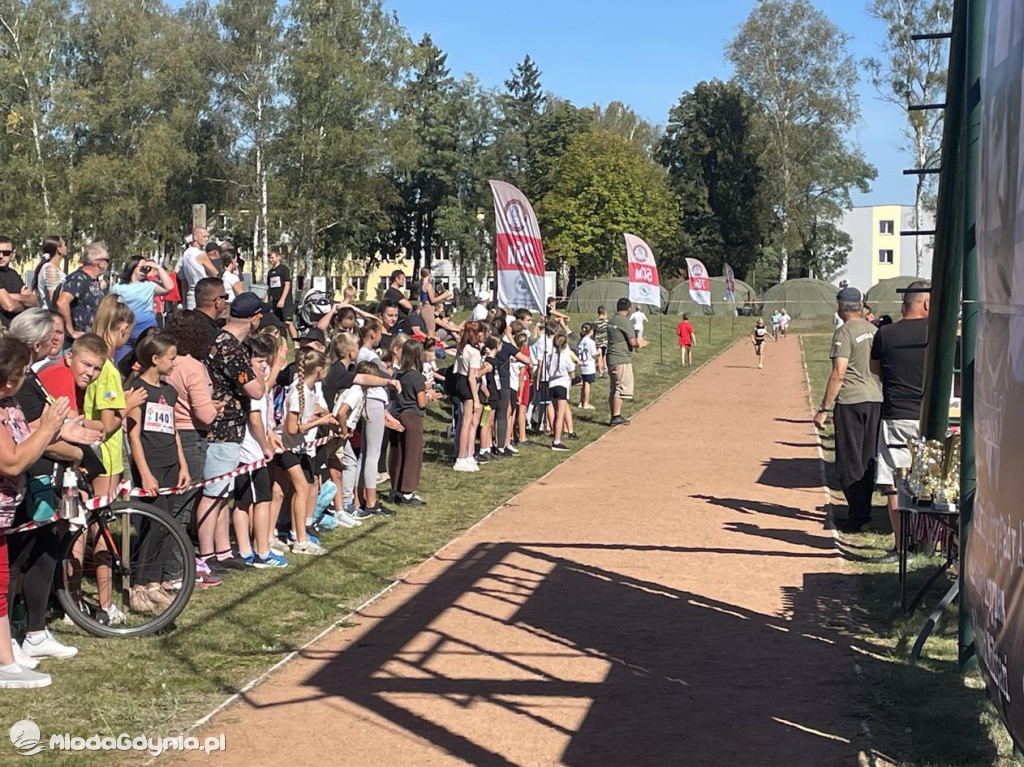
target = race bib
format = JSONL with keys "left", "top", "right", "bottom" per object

{"left": 144, "top": 402, "right": 175, "bottom": 435}
{"left": 269, "top": 276, "right": 281, "bottom": 289}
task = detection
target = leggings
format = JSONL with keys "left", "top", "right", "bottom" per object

{"left": 0, "top": 534, "right": 7, "bottom": 619}
{"left": 358, "top": 399, "right": 386, "bottom": 491}
{"left": 389, "top": 411, "right": 425, "bottom": 494}
{"left": 342, "top": 440, "right": 359, "bottom": 509}
{"left": 495, "top": 386, "right": 511, "bottom": 448}
{"left": 6, "top": 525, "right": 59, "bottom": 631}
{"left": 132, "top": 462, "right": 179, "bottom": 584}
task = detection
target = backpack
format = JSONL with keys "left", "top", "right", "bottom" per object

{"left": 298, "top": 289, "right": 332, "bottom": 332}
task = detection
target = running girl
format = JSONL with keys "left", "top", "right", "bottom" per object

{"left": 751, "top": 318, "right": 773, "bottom": 369}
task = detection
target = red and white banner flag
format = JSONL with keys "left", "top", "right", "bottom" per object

{"left": 724, "top": 263, "right": 736, "bottom": 303}
{"left": 686, "top": 257, "right": 712, "bottom": 306}
{"left": 624, "top": 233, "right": 661, "bottom": 307}
{"left": 490, "top": 180, "right": 546, "bottom": 312}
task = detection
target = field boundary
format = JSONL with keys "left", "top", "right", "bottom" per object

{"left": 166, "top": 336, "right": 744, "bottom": 752}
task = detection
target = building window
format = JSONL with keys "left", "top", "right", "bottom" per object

{"left": 377, "top": 276, "right": 390, "bottom": 299}
{"left": 878, "top": 249, "right": 894, "bottom": 264}
{"left": 879, "top": 220, "right": 894, "bottom": 235}
{"left": 350, "top": 276, "right": 366, "bottom": 298}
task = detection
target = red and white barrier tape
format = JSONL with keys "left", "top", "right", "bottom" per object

{"left": 5, "top": 436, "right": 339, "bottom": 535}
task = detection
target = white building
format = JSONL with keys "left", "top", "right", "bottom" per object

{"left": 833, "top": 204, "right": 935, "bottom": 292}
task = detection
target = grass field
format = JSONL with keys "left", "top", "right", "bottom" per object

{"left": 799, "top": 332, "right": 1015, "bottom": 767}
{"left": 0, "top": 314, "right": 752, "bottom": 766}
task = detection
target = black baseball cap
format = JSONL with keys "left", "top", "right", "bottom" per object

{"left": 836, "top": 286, "right": 862, "bottom": 303}
{"left": 230, "top": 292, "right": 264, "bottom": 319}
{"left": 205, "top": 242, "right": 221, "bottom": 253}
{"left": 296, "top": 328, "right": 326, "bottom": 345}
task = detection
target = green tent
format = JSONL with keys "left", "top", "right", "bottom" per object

{"left": 865, "top": 275, "right": 918, "bottom": 321}
{"left": 762, "top": 278, "right": 838, "bottom": 319}
{"left": 665, "top": 276, "right": 757, "bottom": 316}
{"left": 566, "top": 278, "right": 668, "bottom": 315}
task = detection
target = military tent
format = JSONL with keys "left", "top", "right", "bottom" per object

{"left": 865, "top": 275, "right": 919, "bottom": 322}
{"left": 665, "top": 276, "right": 757, "bottom": 316}
{"left": 762, "top": 278, "right": 838, "bottom": 319}
{"left": 566, "top": 278, "right": 668, "bottom": 315}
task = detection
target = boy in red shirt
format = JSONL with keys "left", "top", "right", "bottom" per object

{"left": 676, "top": 314, "right": 696, "bottom": 366}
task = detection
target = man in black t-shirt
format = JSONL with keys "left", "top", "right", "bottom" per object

{"left": 0, "top": 236, "right": 39, "bottom": 327}
{"left": 266, "top": 249, "right": 296, "bottom": 339}
{"left": 870, "top": 279, "right": 930, "bottom": 558}
{"left": 380, "top": 269, "right": 413, "bottom": 319}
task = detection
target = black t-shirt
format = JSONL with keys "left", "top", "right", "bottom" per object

{"left": 870, "top": 317, "right": 928, "bottom": 420}
{"left": 323, "top": 360, "right": 357, "bottom": 410}
{"left": 495, "top": 342, "right": 516, "bottom": 388}
{"left": 402, "top": 309, "right": 425, "bottom": 336}
{"left": 267, "top": 265, "right": 294, "bottom": 312}
{"left": 382, "top": 286, "right": 408, "bottom": 317}
{"left": 16, "top": 370, "right": 54, "bottom": 477}
{"left": 378, "top": 331, "right": 395, "bottom": 351}
{"left": 201, "top": 311, "right": 223, "bottom": 350}
{"left": 0, "top": 266, "right": 26, "bottom": 327}
{"left": 127, "top": 380, "right": 179, "bottom": 468}
{"left": 396, "top": 370, "right": 425, "bottom": 415}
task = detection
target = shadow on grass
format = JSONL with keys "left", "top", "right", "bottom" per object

{"left": 213, "top": 540, "right": 999, "bottom": 766}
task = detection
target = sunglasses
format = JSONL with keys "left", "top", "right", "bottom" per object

{"left": 217, "top": 295, "right": 229, "bottom": 301}
{"left": 0, "top": 249, "right": 13, "bottom": 256}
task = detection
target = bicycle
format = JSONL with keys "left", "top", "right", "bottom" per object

{"left": 52, "top": 488, "right": 196, "bottom": 639}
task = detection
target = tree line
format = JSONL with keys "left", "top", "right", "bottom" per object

{"left": 0, "top": 0, "right": 946, "bottom": 288}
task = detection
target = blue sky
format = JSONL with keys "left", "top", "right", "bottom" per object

{"left": 385, "top": 0, "right": 922, "bottom": 207}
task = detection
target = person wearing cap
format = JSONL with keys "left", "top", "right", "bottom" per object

{"left": 814, "top": 286, "right": 884, "bottom": 533}
{"left": 195, "top": 292, "right": 267, "bottom": 574}
{"left": 204, "top": 241, "right": 223, "bottom": 277}
{"left": 471, "top": 291, "right": 490, "bottom": 322}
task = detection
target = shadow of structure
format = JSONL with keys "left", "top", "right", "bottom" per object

{"left": 219, "top": 533, "right": 996, "bottom": 766}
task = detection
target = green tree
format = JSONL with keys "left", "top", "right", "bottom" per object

{"left": 865, "top": 0, "right": 950, "bottom": 276}
{"left": 279, "top": 0, "right": 406, "bottom": 282}
{"left": 494, "top": 54, "right": 545, "bottom": 193}
{"left": 591, "top": 101, "right": 661, "bottom": 158}
{"left": 658, "top": 79, "right": 775, "bottom": 281}
{"left": 539, "top": 130, "right": 678, "bottom": 280}
{"left": 728, "top": 0, "right": 875, "bottom": 282}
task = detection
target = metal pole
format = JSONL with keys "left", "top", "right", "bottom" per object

{"left": 958, "top": 0, "right": 984, "bottom": 670}
{"left": 920, "top": 0, "right": 969, "bottom": 440}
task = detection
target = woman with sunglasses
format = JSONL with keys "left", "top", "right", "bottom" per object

{"left": 110, "top": 255, "right": 173, "bottom": 361}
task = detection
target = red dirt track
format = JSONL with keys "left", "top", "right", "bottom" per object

{"left": 171, "top": 337, "right": 882, "bottom": 766}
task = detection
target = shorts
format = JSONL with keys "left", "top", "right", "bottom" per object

{"left": 234, "top": 465, "right": 272, "bottom": 506}
{"left": 876, "top": 418, "right": 919, "bottom": 485}
{"left": 273, "top": 304, "right": 294, "bottom": 322}
{"left": 536, "top": 381, "right": 552, "bottom": 405}
{"left": 517, "top": 383, "right": 532, "bottom": 408}
{"left": 278, "top": 450, "right": 315, "bottom": 483}
{"left": 609, "top": 364, "right": 634, "bottom": 400}
{"left": 455, "top": 374, "right": 477, "bottom": 403}
{"left": 550, "top": 385, "right": 569, "bottom": 401}
{"left": 598, "top": 346, "right": 607, "bottom": 357}
{"left": 581, "top": 373, "right": 596, "bottom": 384}
{"left": 203, "top": 441, "right": 242, "bottom": 498}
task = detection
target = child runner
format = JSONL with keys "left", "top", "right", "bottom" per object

{"left": 513, "top": 330, "right": 532, "bottom": 448}
{"left": 234, "top": 333, "right": 288, "bottom": 568}
{"left": 454, "top": 322, "right": 485, "bottom": 472}
{"left": 354, "top": 320, "right": 396, "bottom": 515}
{"left": 779, "top": 308, "right": 790, "bottom": 338}
{"left": 770, "top": 309, "right": 781, "bottom": 340}
{"left": 476, "top": 335, "right": 499, "bottom": 462}
{"left": 389, "top": 340, "right": 433, "bottom": 504}
{"left": 676, "top": 313, "right": 696, "bottom": 366}
{"left": 629, "top": 308, "right": 648, "bottom": 340}
{"left": 280, "top": 348, "right": 334, "bottom": 554}
{"left": 594, "top": 306, "right": 609, "bottom": 378}
{"left": 124, "top": 333, "right": 192, "bottom": 611}
{"left": 751, "top": 318, "right": 772, "bottom": 369}
{"left": 547, "top": 333, "right": 575, "bottom": 451}
{"left": 576, "top": 324, "right": 597, "bottom": 409}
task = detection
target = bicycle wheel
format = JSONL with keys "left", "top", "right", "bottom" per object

{"left": 54, "top": 500, "right": 197, "bottom": 638}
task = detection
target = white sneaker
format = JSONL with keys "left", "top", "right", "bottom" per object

{"left": 334, "top": 509, "right": 361, "bottom": 528}
{"left": 22, "top": 630, "right": 78, "bottom": 660}
{"left": 269, "top": 538, "right": 288, "bottom": 554}
{"left": 104, "top": 604, "right": 126, "bottom": 626}
{"left": 453, "top": 458, "right": 472, "bottom": 472}
{"left": 0, "top": 665, "right": 51, "bottom": 689}
{"left": 291, "top": 540, "right": 327, "bottom": 556}
{"left": 10, "top": 640, "right": 39, "bottom": 670}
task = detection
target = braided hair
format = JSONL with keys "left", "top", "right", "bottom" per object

{"left": 293, "top": 347, "right": 327, "bottom": 428}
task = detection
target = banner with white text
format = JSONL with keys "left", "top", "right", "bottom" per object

{"left": 724, "top": 263, "right": 736, "bottom": 303}
{"left": 490, "top": 180, "right": 546, "bottom": 312}
{"left": 624, "top": 233, "right": 661, "bottom": 307}
{"left": 686, "top": 257, "right": 712, "bottom": 307}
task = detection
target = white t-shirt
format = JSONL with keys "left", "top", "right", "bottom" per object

{"left": 547, "top": 349, "right": 575, "bottom": 389}
{"left": 223, "top": 271, "right": 240, "bottom": 302}
{"left": 240, "top": 392, "right": 271, "bottom": 464}
{"left": 530, "top": 336, "right": 553, "bottom": 381}
{"left": 471, "top": 303, "right": 489, "bottom": 322}
{"left": 179, "top": 247, "right": 206, "bottom": 308}
{"left": 356, "top": 346, "right": 390, "bottom": 402}
{"left": 779, "top": 313, "right": 790, "bottom": 328}
{"left": 456, "top": 345, "right": 482, "bottom": 376}
{"left": 630, "top": 311, "right": 648, "bottom": 332}
{"left": 281, "top": 380, "right": 327, "bottom": 455}
{"left": 333, "top": 385, "right": 365, "bottom": 430}
{"left": 576, "top": 337, "right": 597, "bottom": 375}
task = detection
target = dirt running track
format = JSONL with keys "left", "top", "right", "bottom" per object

{"left": 171, "top": 337, "right": 887, "bottom": 766}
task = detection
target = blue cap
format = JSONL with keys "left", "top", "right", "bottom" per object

{"left": 230, "top": 292, "right": 264, "bottom": 319}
